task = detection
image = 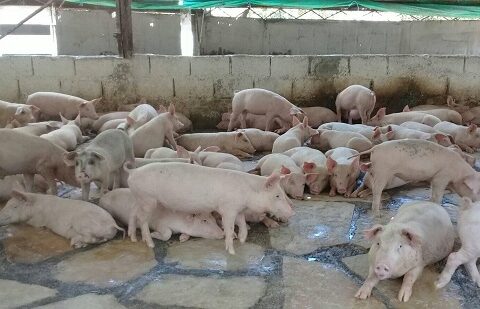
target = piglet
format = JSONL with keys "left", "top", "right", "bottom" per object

{"left": 26, "top": 92, "right": 100, "bottom": 120}
{"left": 40, "top": 114, "right": 87, "bottom": 151}
{"left": 218, "top": 112, "right": 287, "bottom": 133}
{"left": 272, "top": 116, "right": 318, "bottom": 153}
{"left": 311, "top": 129, "right": 372, "bottom": 152}
{"left": 434, "top": 121, "right": 480, "bottom": 153}
{"left": 436, "top": 197, "right": 480, "bottom": 289}
{"left": 447, "top": 96, "right": 480, "bottom": 125}
{"left": 356, "top": 201, "right": 454, "bottom": 302}
{"left": 177, "top": 131, "right": 255, "bottom": 158}
{"left": 335, "top": 85, "right": 376, "bottom": 124}
{"left": 0, "top": 190, "right": 124, "bottom": 248}
{"left": 64, "top": 129, "right": 134, "bottom": 201}
{"left": 325, "top": 147, "right": 360, "bottom": 197}
{"left": 0, "top": 99, "right": 39, "bottom": 127}
{"left": 299, "top": 106, "right": 337, "bottom": 127}
{"left": 228, "top": 88, "right": 304, "bottom": 132}
{"left": 13, "top": 121, "right": 61, "bottom": 136}
{"left": 403, "top": 105, "right": 462, "bottom": 124}
{"left": 92, "top": 111, "right": 129, "bottom": 132}
{"left": 368, "top": 107, "right": 441, "bottom": 127}
{"left": 100, "top": 188, "right": 224, "bottom": 242}
{"left": 239, "top": 128, "right": 279, "bottom": 152}
{"left": 319, "top": 122, "right": 376, "bottom": 141}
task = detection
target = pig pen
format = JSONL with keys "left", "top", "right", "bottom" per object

{"left": 0, "top": 153, "right": 479, "bottom": 308}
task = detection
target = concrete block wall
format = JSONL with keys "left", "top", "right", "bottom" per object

{"left": 0, "top": 54, "right": 478, "bottom": 129}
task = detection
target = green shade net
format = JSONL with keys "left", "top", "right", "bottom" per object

{"left": 65, "top": 0, "right": 480, "bottom": 18}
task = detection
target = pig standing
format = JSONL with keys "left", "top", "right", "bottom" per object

{"left": 403, "top": 105, "right": 462, "bottom": 124}
{"left": 177, "top": 131, "right": 255, "bottom": 158}
{"left": 239, "top": 128, "right": 279, "bottom": 152}
{"left": 356, "top": 201, "right": 454, "bottom": 302}
{"left": 64, "top": 129, "right": 134, "bottom": 201}
{"left": 325, "top": 147, "right": 360, "bottom": 197}
{"left": 227, "top": 88, "right": 304, "bottom": 132}
{"left": 436, "top": 197, "right": 480, "bottom": 289}
{"left": 126, "top": 162, "right": 294, "bottom": 254}
{"left": 100, "top": 189, "right": 224, "bottom": 242}
{"left": 311, "top": 129, "right": 372, "bottom": 152}
{"left": 130, "top": 104, "right": 183, "bottom": 157}
{"left": 0, "top": 190, "right": 124, "bottom": 248}
{"left": 0, "top": 99, "right": 39, "bottom": 127}
{"left": 356, "top": 139, "right": 480, "bottom": 213}
{"left": 254, "top": 153, "right": 311, "bottom": 199}
{"left": 26, "top": 92, "right": 100, "bottom": 120}
{"left": 40, "top": 114, "right": 87, "bottom": 151}
{"left": 92, "top": 111, "right": 129, "bottom": 132}
{"left": 434, "top": 121, "right": 480, "bottom": 153}
{"left": 272, "top": 116, "right": 318, "bottom": 153}
{"left": 0, "top": 130, "right": 78, "bottom": 194}
{"left": 283, "top": 147, "right": 329, "bottom": 194}
{"left": 335, "top": 85, "right": 376, "bottom": 124}
{"left": 368, "top": 107, "right": 441, "bottom": 127}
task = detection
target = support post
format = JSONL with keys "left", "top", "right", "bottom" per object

{"left": 115, "top": 0, "right": 133, "bottom": 58}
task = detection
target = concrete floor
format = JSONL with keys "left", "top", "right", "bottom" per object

{"left": 1, "top": 156, "right": 480, "bottom": 309}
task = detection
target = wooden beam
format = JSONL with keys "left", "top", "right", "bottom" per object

{"left": 115, "top": 0, "right": 133, "bottom": 58}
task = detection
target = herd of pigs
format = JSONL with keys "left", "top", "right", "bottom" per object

{"left": 1, "top": 85, "right": 480, "bottom": 302}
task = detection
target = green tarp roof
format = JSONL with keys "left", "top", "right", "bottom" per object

{"left": 65, "top": 0, "right": 480, "bottom": 18}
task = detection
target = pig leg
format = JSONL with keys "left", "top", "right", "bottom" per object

{"left": 262, "top": 217, "right": 280, "bottom": 228}
{"left": 336, "top": 105, "right": 342, "bottom": 122}
{"left": 265, "top": 113, "right": 276, "bottom": 132}
{"left": 37, "top": 167, "right": 57, "bottom": 195}
{"left": 329, "top": 180, "right": 337, "bottom": 197}
{"left": 70, "top": 236, "right": 87, "bottom": 248}
{"left": 371, "top": 175, "right": 389, "bottom": 214}
{"left": 344, "top": 180, "right": 357, "bottom": 198}
{"left": 128, "top": 208, "right": 138, "bottom": 242}
{"left": 355, "top": 266, "right": 379, "bottom": 299}
{"left": 135, "top": 198, "right": 157, "bottom": 248}
{"left": 398, "top": 266, "right": 423, "bottom": 302}
{"left": 150, "top": 227, "right": 173, "bottom": 241}
{"left": 179, "top": 234, "right": 191, "bottom": 242}
{"left": 112, "top": 169, "right": 121, "bottom": 189}
{"left": 81, "top": 182, "right": 90, "bottom": 201}
{"left": 457, "top": 143, "right": 475, "bottom": 154}
{"left": 430, "top": 177, "right": 449, "bottom": 204}
{"left": 227, "top": 112, "right": 239, "bottom": 131}
{"left": 100, "top": 174, "right": 111, "bottom": 195}
{"left": 23, "top": 174, "right": 35, "bottom": 192}
{"left": 465, "top": 259, "right": 480, "bottom": 287}
{"left": 233, "top": 150, "right": 253, "bottom": 159}
{"left": 166, "top": 132, "right": 178, "bottom": 151}
{"left": 235, "top": 213, "right": 248, "bottom": 243}
{"left": 221, "top": 212, "right": 237, "bottom": 255}
{"left": 239, "top": 111, "right": 247, "bottom": 129}
{"left": 436, "top": 249, "right": 474, "bottom": 289}
{"left": 351, "top": 179, "right": 366, "bottom": 198}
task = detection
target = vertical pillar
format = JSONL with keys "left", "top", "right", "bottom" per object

{"left": 115, "top": 0, "right": 133, "bottom": 58}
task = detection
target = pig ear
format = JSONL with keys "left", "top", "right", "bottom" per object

{"left": 306, "top": 173, "right": 319, "bottom": 183}
{"left": 433, "top": 133, "right": 449, "bottom": 144}
{"left": 280, "top": 165, "right": 291, "bottom": 175}
{"left": 59, "top": 113, "right": 69, "bottom": 124}
{"left": 401, "top": 228, "right": 422, "bottom": 247}
{"left": 386, "top": 130, "right": 395, "bottom": 140}
{"left": 377, "top": 107, "right": 386, "bottom": 120}
{"left": 468, "top": 124, "right": 477, "bottom": 133}
{"left": 464, "top": 174, "right": 480, "bottom": 195}
{"left": 157, "top": 105, "right": 167, "bottom": 113}
{"left": 326, "top": 156, "right": 336, "bottom": 175}
{"left": 289, "top": 107, "right": 299, "bottom": 116}
{"left": 265, "top": 173, "right": 281, "bottom": 189}
{"left": 29, "top": 105, "right": 40, "bottom": 112}
{"left": 91, "top": 97, "right": 102, "bottom": 106}
{"left": 203, "top": 146, "right": 220, "bottom": 152}
{"left": 168, "top": 104, "right": 176, "bottom": 116}
{"left": 363, "top": 224, "right": 383, "bottom": 240}
{"left": 63, "top": 152, "right": 77, "bottom": 166}
{"left": 74, "top": 113, "right": 82, "bottom": 126}
{"left": 292, "top": 116, "right": 300, "bottom": 126}
{"left": 447, "top": 95, "right": 455, "bottom": 107}
{"left": 351, "top": 156, "right": 360, "bottom": 169}
{"left": 235, "top": 132, "right": 244, "bottom": 141}
{"left": 372, "top": 127, "right": 381, "bottom": 139}
{"left": 11, "top": 190, "right": 29, "bottom": 202}
{"left": 138, "top": 97, "right": 147, "bottom": 104}
{"left": 176, "top": 145, "right": 190, "bottom": 159}
{"left": 80, "top": 102, "right": 87, "bottom": 108}
{"left": 303, "top": 116, "right": 309, "bottom": 126}
{"left": 302, "top": 162, "right": 316, "bottom": 173}
{"left": 402, "top": 105, "right": 410, "bottom": 112}
{"left": 126, "top": 116, "right": 135, "bottom": 126}
{"left": 92, "top": 151, "right": 105, "bottom": 161}
{"left": 360, "top": 162, "right": 371, "bottom": 172}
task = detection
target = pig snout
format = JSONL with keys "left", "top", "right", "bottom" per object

{"left": 374, "top": 263, "right": 391, "bottom": 280}
{"left": 76, "top": 171, "right": 91, "bottom": 181}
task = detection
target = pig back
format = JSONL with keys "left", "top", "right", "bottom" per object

{"left": 27, "top": 92, "right": 85, "bottom": 118}
{"left": 392, "top": 201, "right": 454, "bottom": 265}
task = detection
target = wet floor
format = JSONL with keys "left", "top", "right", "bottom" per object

{"left": 1, "top": 157, "right": 480, "bottom": 309}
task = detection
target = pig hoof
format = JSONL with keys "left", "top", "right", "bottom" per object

{"left": 398, "top": 287, "right": 412, "bottom": 302}
{"left": 179, "top": 234, "right": 190, "bottom": 242}
{"left": 264, "top": 221, "right": 280, "bottom": 228}
{"left": 329, "top": 192, "right": 336, "bottom": 197}
{"left": 434, "top": 279, "right": 449, "bottom": 290}
{"left": 355, "top": 286, "right": 371, "bottom": 300}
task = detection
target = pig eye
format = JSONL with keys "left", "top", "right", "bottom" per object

{"left": 376, "top": 242, "right": 380, "bottom": 246}
{"left": 347, "top": 173, "right": 350, "bottom": 177}
{"left": 75, "top": 161, "right": 79, "bottom": 166}
{"left": 275, "top": 194, "right": 280, "bottom": 198}
{"left": 88, "top": 159, "right": 95, "bottom": 165}
{"left": 202, "top": 219, "right": 208, "bottom": 223}
{"left": 21, "top": 111, "right": 25, "bottom": 114}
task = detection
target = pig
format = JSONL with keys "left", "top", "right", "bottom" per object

{"left": 12, "top": 121, "right": 61, "bottom": 136}
{"left": 283, "top": 147, "right": 329, "bottom": 194}
{"left": 227, "top": 88, "right": 304, "bottom": 132}
{"left": 335, "top": 85, "right": 376, "bottom": 124}
{"left": 298, "top": 106, "right": 337, "bottom": 127}
{"left": 117, "top": 103, "right": 158, "bottom": 133}
{"left": 272, "top": 116, "right": 318, "bottom": 153}
{"left": 310, "top": 129, "right": 372, "bottom": 152}
{"left": 253, "top": 153, "right": 311, "bottom": 199}
{"left": 99, "top": 119, "right": 126, "bottom": 132}
{"left": 40, "top": 114, "right": 87, "bottom": 151}
{"left": 26, "top": 92, "right": 100, "bottom": 120}
{"left": 325, "top": 147, "right": 360, "bottom": 197}
{"left": 435, "top": 197, "right": 480, "bottom": 289}
{"left": 367, "top": 107, "right": 441, "bottom": 127}
{"left": 157, "top": 105, "right": 193, "bottom": 133}
{"left": 130, "top": 104, "right": 183, "bottom": 157}
{"left": 447, "top": 96, "right": 480, "bottom": 125}
{"left": 63, "top": 129, "right": 134, "bottom": 201}
{"left": 0, "top": 99, "right": 39, "bottom": 127}
{"left": 177, "top": 131, "right": 255, "bottom": 158}
{"left": 434, "top": 121, "right": 480, "bottom": 153}
{"left": 100, "top": 188, "right": 224, "bottom": 242}
{"left": 399, "top": 121, "right": 437, "bottom": 134}
{"left": 0, "top": 130, "right": 78, "bottom": 194}
{"left": 196, "top": 151, "right": 243, "bottom": 171}
{"left": 356, "top": 201, "right": 454, "bottom": 302}
{"left": 239, "top": 128, "right": 279, "bottom": 152}
{"left": 410, "top": 104, "right": 451, "bottom": 111}
{"left": 319, "top": 122, "right": 377, "bottom": 141}
{"left": 217, "top": 112, "right": 287, "bottom": 133}
{"left": 373, "top": 125, "right": 453, "bottom": 147}
{"left": 449, "top": 144, "right": 476, "bottom": 167}
{"left": 351, "top": 171, "right": 409, "bottom": 198}
{"left": 0, "top": 175, "right": 48, "bottom": 201}
{"left": 0, "top": 190, "right": 124, "bottom": 248}
{"left": 355, "top": 139, "right": 480, "bottom": 213}
{"left": 403, "top": 105, "right": 462, "bottom": 124}
{"left": 243, "top": 211, "right": 282, "bottom": 228}
{"left": 126, "top": 162, "right": 295, "bottom": 254}
{"left": 92, "top": 111, "right": 129, "bottom": 132}
{"left": 145, "top": 145, "right": 219, "bottom": 166}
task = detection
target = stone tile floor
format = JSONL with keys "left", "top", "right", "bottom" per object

{"left": 0, "top": 156, "right": 480, "bottom": 308}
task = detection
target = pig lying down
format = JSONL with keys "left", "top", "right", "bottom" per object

{"left": 100, "top": 188, "right": 223, "bottom": 242}
{"left": 0, "top": 190, "right": 124, "bottom": 248}
{"left": 357, "top": 201, "right": 454, "bottom": 302}
{"left": 126, "top": 162, "right": 294, "bottom": 254}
